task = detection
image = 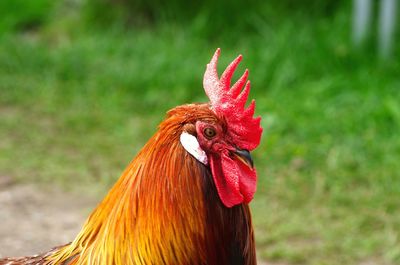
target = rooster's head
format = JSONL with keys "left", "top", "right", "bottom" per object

{"left": 178, "top": 48, "right": 263, "bottom": 208}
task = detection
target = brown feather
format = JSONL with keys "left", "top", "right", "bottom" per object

{"left": 0, "top": 244, "right": 69, "bottom": 265}
{"left": 200, "top": 165, "right": 256, "bottom": 265}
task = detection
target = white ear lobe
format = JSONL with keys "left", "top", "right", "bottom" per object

{"left": 180, "top": 132, "right": 208, "bottom": 165}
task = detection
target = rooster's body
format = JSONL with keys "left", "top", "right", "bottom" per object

{"left": 1, "top": 49, "right": 262, "bottom": 265}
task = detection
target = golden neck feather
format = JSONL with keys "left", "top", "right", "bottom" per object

{"left": 46, "top": 117, "right": 209, "bottom": 265}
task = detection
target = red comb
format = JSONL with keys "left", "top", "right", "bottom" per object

{"left": 203, "top": 48, "right": 262, "bottom": 151}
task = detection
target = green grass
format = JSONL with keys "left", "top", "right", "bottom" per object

{"left": 1, "top": 4, "right": 400, "bottom": 265}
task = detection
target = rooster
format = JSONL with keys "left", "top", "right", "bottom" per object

{"left": 0, "top": 48, "right": 263, "bottom": 265}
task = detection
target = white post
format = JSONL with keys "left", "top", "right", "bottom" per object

{"left": 352, "top": 0, "right": 372, "bottom": 46}
{"left": 378, "top": 0, "right": 397, "bottom": 59}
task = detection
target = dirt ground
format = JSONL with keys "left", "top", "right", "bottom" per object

{"left": 0, "top": 179, "right": 96, "bottom": 259}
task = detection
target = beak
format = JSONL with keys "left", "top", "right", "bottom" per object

{"left": 233, "top": 148, "right": 254, "bottom": 169}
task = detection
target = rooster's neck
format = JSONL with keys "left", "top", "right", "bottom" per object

{"left": 46, "top": 126, "right": 209, "bottom": 265}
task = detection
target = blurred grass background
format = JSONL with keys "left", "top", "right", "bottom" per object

{"left": 0, "top": 0, "right": 399, "bottom": 264}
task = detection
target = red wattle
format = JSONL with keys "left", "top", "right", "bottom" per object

{"left": 209, "top": 153, "right": 257, "bottom": 208}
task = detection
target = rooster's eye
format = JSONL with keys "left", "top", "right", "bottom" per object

{"left": 204, "top": 127, "right": 216, "bottom": 139}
